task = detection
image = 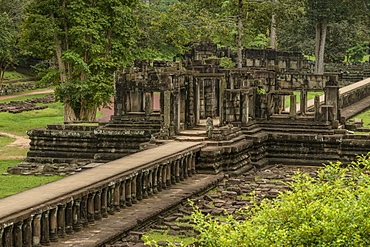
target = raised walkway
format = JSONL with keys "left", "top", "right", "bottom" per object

{"left": 52, "top": 174, "right": 222, "bottom": 246}
{"left": 287, "top": 77, "right": 370, "bottom": 118}
{"left": 0, "top": 141, "right": 223, "bottom": 246}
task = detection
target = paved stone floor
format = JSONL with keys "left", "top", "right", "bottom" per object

{"left": 52, "top": 174, "right": 223, "bottom": 247}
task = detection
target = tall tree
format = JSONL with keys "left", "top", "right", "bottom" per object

{"left": 20, "top": 0, "right": 138, "bottom": 121}
{"left": 0, "top": 0, "right": 29, "bottom": 89}
{"left": 305, "top": 0, "right": 369, "bottom": 74}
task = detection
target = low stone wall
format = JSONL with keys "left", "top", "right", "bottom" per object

{"left": 339, "top": 79, "right": 370, "bottom": 110}
{"left": 10, "top": 122, "right": 160, "bottom": 175}
{"left": 0, "top": 142, "right": 202, "bottom": 246}
{"left": 0, "top": 80, "right": 44, "bottom": 96}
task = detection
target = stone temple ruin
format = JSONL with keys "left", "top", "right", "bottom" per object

{"left": 8, "top": 42, "right": 370, "bottom": 175}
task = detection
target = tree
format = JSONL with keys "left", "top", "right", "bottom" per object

{"left": 20, "top": 0, "right": 138, "bottom": 121}
{"left": 305, "top": 0, "right": 369, "bottom": 74}
{"left": 0, "top": 0, "right": 29, "bottom": 89}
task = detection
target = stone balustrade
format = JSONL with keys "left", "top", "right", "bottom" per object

{"left": 0, "top": 142, "right": 203, "bottom": 247}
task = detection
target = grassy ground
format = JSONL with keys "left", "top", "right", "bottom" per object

{"left": 3, "top": 71, "right": 31, "bottom": 81}
{"left": 285, "top": 91, "right": 324, "bottom": 107}
{"left": 0, "top": 98, "right": 64, "bottom": 137}
{"left": 350, "top": 110, "right": 370, "bottom": 128}
{"left": 0, "top": 160, "right": 64, "bottom": 198}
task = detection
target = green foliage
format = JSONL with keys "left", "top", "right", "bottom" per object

{"left": 0, "top": 159, "right": 65, "bottom": 198}
{"left": 347, "top": 42, "right": 368, "bottom": 62}
{"left": 206, "top": 56, "right": 235, "bottom": 69}
{"left": 191, "top": 154, "right": 370, "bottom": 246}
{"left": 20, "top": 0, "right": 138, "bottom": 120}
{"left": 276, "top": 0, "right": 370, "bottom": 62}
{"left": 0, "top": 0, "right": 29, "bottom": 87}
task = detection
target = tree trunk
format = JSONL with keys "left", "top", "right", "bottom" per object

{"left": 64, "top": 103, "right": 78, "bottom": 122}
{"left": 270, "top": 14, "right": 277, "bottom": 49}
{"left": 314, "top": 20, "right": 328, "bottom": 75}
{"left": 63, "top": 103, "right": 97, "bottom": 122}
{"left": 0, "top": 64, "right": 7, "bottom": 90}
{"left": 237, "top": 0, "right": 243, "bottom": 68}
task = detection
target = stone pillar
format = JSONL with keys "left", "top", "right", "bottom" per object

{"left": 219, "top": 77, "right": 226, "bottom": 126}
{"left": 40, "top": 211, "right": 50, "bottom": 245}
{"left": 32, "top": 214, "right": 42, "bottom": 246}
{"left": 195, "top": 81, "right": 201, "bottom": 125}
{"left": 4, "top": 225, "right": 13, "bottom": 247}
{"left": 153, "top": 167, "right": 160, "bottom": 193}
{"left": 314, "top": 94, "right": 321, "bottom": 121}
{"left": 300, "top": 89, "right": 307, "bottom": 115}
{"left": 120, "top": 181, "right": 126, "bottom": 208}
{"left": 142, "top": 171, "right": 149, "bottom": 199}
{"left": 131, "top": 176, "right": 137, "bottom": 204}
{"left": 242, "top": 93, "right": 249, "bottom": 124}
{"left": 179, "top": 158, "right": 185, "bottom": 181}
{"left": 114, "top": 183, "right": 121, "bottom": 212}
{"left": 49, "top": 208, "right": 58, "bottom": 242}
{"left": 125, "top": 178, "right": 132, "bottom": 206}
{"left": 13, "top": 222, "right": 23, "bottom": 247}
{"left": 65, "top": 202, "right": 74, "bottom": 234}
{"left": 175, "top": 160, "right": 180, "bottom": 183}
{"left": 0, "top": 227, "right": 3, "bottom": 247}
{"left": 173, "top": 91, "right": 181, "bottom": 134}
{"left": 80, "top": 196, "right": 88, "bottom": 227}
{"left": 57, "top": 204, "right": 66, "bottom": 238}
{"left": 87, "top": 193, "right": 95, "bottom": 223}
{"left": 191, "top": 154, "right": 197, "bottom": 175}
{"left": 161, "top": 165, "right": 166, "bottom": 190}
{"left": 171, "top": 161, "right": 176, "bottom": 184}
{"left": 72, "top": 199, "right": 82, "bottom": 231}
{"left": 325, "top": 85, "right": 340, "bottom": 120}
{"left": 107, "top": 186, "right": 115, "bottom": 215}
{"left": 289, "top": 94, "right": 296, "bottom": 118}
{"left": 101, "top": 188, "right": 108, "bottom": 218}
{"left": 136, "top": 173, "right": 143, "bottom": 201}
{"left": 144, "top": 92, "right": 153, "bottom": 115}
{"left": 186, "top": 156, "right": 192, "bottom": 177}
{"left": 23, "top": 218, "right": 33, "bottom": 247}
{"left": 183, "top": 158, "right": 188, "bottom": 180}
{"left": 163, "top": 91, "right": 171, "bottom": 136}
{"left": 94, "top": 191, "right": 102, "bottom": 221}
{"left": 148, "top": 170, "right": 153, "bottom": 196}
{"left": 166, "top": 164, "right": 172, "bottom": 187}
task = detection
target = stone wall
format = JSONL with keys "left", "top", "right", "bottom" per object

{"left": 10, "top": 123, "right": 157, "bottom": 175}
{"left": 0, "top": 79, "right": 44, "bottom": 96}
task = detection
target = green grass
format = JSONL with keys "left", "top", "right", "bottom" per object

{"left": 0, "top": 160, "right": 65, "bottom": 199}
{"left": 3, "top": 71, "right": 31, "bottom": 81}
{"left": 285, "top": 91, "right": 324, "bottom": 107}
{"left": 144, "top": 229, "right": 197, "bottom": 246}
{"left": 0, "top": 135, "right": 15, "bottom": 149}
{"left": 0, "top": 101, "right": 64, "bottom": 137}
{"left": 350, "top": 109, "right": 370, "bottom": 132}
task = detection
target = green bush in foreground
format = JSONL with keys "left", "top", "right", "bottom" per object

{"left": 192, "top": 153, "right": 370, "bottom": 247}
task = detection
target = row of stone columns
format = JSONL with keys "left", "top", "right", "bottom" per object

{"left": 0, "top": 153, "right": 197, "bottom": 247}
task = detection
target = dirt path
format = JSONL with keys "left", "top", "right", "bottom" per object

{"left": 0, "top": 89, "right": 114, "bottom": 159}
{"left": 0, "top": 89, "right": 54, "bottom": 159}
{"left": 0, "top": 89, "right": 54, "bottom": 101}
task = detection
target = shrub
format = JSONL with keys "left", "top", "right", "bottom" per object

{"left": 192, "top": 153, "right": 370, "bottom": 246}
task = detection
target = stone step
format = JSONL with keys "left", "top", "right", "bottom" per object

{"left": 175, "top": 136, "right": 207, "bottom": 142}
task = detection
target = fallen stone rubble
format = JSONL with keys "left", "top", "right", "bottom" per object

{"left": 0, "top": 94, "right": 55, "bottom": 113}
{"left": 106, "top": 165, "right": 319, "bottom": 247}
